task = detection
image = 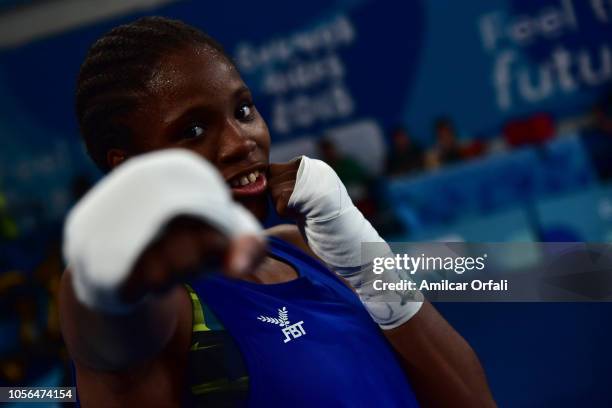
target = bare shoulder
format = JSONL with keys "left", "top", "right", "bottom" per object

{"left": 264, "top": 224, "right": 318, "bottom": 259}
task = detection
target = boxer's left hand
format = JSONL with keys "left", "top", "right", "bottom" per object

{"left": 268, "top": 158, "right": 301, "bottom": 219}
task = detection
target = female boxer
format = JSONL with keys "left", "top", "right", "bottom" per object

{"left": 60, "top": 16, "right": 495, "bottom": 407}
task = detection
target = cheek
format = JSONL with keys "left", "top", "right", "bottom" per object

{"left": 169, "top": 138, "right": 218, "bottom": 166}
{"left": 253, "top": 117, "right": 271, "bottom": 153}
{"left": 190, "top": 144, "right": 218, "bottom": 163}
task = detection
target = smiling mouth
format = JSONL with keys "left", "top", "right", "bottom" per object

{"left": 228, "top": 169, "right": 267, "bottom": 197}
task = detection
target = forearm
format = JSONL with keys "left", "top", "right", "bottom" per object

{"left": 284, "top": 157, "right": 422, "bottom": 329}
{"left": 59, "top": 270, "right": 183, "bottom": 371}
{"left": 384, "top": 301, "right": 495, "bottom": 408}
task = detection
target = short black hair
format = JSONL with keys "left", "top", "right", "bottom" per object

{"left": 75, "top": 16, "right": 230, "bottom": 172}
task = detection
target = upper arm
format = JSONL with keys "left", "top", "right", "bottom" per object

{"left": 59, "top": 269, "right": 190, "bottom": 371}
{"left": 383, "top": 301, "right": 495, "bottom": 407}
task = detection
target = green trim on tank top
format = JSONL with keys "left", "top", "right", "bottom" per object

{"left": 184, "top": 283, "right": 225, "bottom": 332}
{"left": 184, "top": 284, "right": 250, "bottom": 404}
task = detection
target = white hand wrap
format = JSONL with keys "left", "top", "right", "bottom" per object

{"left": 288, "top": 156, "right": 423, "bottom": 329}
{"left": 63, "top": 149, "right": 261, "bottom": 313}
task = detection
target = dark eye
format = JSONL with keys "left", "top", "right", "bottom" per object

{"left": 236, "top": 103, "right": 254, "bottom": 120}
{"left": 182, "top": 124, "right": 205, "bottom": 140}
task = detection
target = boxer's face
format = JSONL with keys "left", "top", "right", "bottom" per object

{"left": 113, "top": 45, "right": 271, "bottom": 219}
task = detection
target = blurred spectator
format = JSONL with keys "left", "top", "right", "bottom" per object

{"left": 593, "top": 90, "right": 612, "bottom": 135}
{"left": 0, "top": 192, "right": 18, "bottom": 240}
{"left": 503, "top": 113, "right": 555, "bottom": 147}
{"left": 0, "top": 272, "right": 45, "bottom": 386}
{"left": 0, "top": 229, "right": 71, "bottom": 389}
{"left": 318, "top": 138, "right": 369, "bottom": 201}
{"left": 425, "top": 117, "right": 463, "bottom": 169}
{"left": 317, "top": 137, "right": 404, "bottom": 237}
{"left": 385, "top": 126, "right": 424, "bottom": 176}
{"left": 317, "top": 137, "right": 377, "bottom": 217}
{"left": 0, "top": 174, "right": 94, "bottom": 389}
{"left": 461, "top": 138, "right": 487, "bottom": 160}
{"left": 583, "top": 90, "right": 612, "bottom": 180}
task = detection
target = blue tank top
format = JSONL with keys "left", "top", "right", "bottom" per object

{"left": 187, "top": 236, "right": 419, "bottom": 407}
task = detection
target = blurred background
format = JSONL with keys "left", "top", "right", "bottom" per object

{"left": 1, "top": 0, "right": 611, "bottom": 406}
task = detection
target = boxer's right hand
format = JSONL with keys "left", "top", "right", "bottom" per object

{"left": 63, "top": 149, "right": 263, "bottom": 313}
{"left": 119, "top": 216, "right": 265, "bottom": 305}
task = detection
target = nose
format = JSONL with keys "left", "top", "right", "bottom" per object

{"left": 217, "top": 121, "right": 256, "bottom": 165}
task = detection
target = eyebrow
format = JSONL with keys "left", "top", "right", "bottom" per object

{"left": 233, "top": 85, "right": 251, "bottom": 98}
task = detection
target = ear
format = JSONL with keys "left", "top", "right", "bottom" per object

{"left": 107, "top": 149, "right": 128, "bottom": 169}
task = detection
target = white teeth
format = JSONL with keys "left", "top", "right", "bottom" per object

{"left": 230, "top": 170, "right": 261, "bottom": 188}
